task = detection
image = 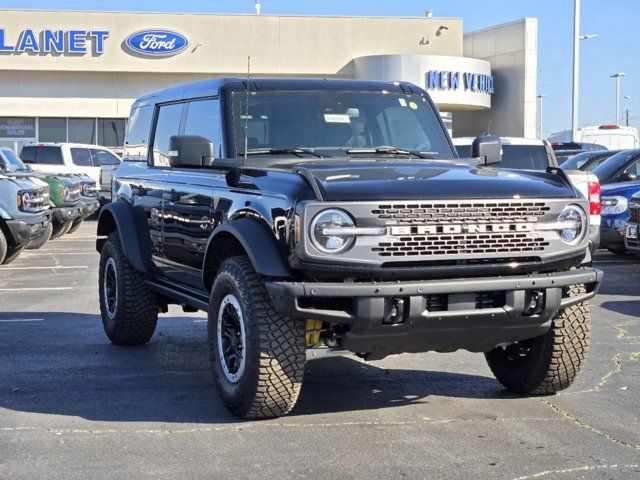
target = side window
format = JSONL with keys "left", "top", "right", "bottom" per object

{"left": 20, "top": 146, "right": 36, "bottom": 163}
{"left": 70, "top": 148, "right": 93, "bottom": 167}
{"left": 151, "top": 103, "right": 184, "bottom": 167}
{"left": 183, "top": 99, "right": 223, "bottom": 157}
{"left": 91, "top": 149, "right": 121, "bottom": 166}
{"left": 124, "top": 105, "right": 153, "bottom": 162}
{"left": 35, "top": 147, "right": 64, "bottom": 165}
{"left": 625, "top": 159, "right": 640, "bottom": 179}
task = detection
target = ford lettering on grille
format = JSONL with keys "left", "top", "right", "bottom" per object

{"left": 125, "top": 30, "right": 188, "bottom": 56}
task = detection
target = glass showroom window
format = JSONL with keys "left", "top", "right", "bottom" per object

{"left": 98, "top": 119, "right": 126, "bottom": 147}
{"left": 39, "top": 118, "right": 67, "bottom": 142}
{"left": 68, "top": 118, "right": 96, "bottom": 144}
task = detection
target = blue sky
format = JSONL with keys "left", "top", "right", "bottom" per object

{"left": 1, "top": 0, "right": 638, "bottom": 137}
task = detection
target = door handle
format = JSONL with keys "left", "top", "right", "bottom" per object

{"left": 163, "top": 190, "right": 180, "bottom": 202}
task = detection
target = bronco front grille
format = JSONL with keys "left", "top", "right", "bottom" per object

{"left": 373, "top": 232, "right": 549, "bottom": 257}
{"left": 630, "top": 204, "right": 640, "bottom": 223}
{"left": 372, "top": 202, "right": 550, "bottom": 225}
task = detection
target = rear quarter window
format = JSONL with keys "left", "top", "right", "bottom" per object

{"left": 124, "top": 105, "right": 153, "bottom": 162}
{"left": 34, "top": 147, "right": 64, "bottom": 165}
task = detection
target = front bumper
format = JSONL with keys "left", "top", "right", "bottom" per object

{"left": 625, "top": 223, "right": 640, "bottom": 253}
{"left": 53, "top": 205, "right": 84, "bottom": 224}
{"left": 80, "top": 198, "right": 100, "bottom": 218}
{"left": 600, "top": 225, "right": 625, "bottom": 251}
{"left": 5, "top": 211, "right": 52, "bottom": 245}
{"left": 266, "top": 267, "right": 603, "bottom": 358}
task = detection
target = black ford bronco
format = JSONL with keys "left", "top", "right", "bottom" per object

{"left": 97, "top": 78, "right": 603, "bottom": 419}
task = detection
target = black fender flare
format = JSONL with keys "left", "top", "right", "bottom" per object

{"left": 96, "top": 201, "right": 152, "bottom": 273}
{"left": 203, "top": 217, "right": 292, "bottom": 286}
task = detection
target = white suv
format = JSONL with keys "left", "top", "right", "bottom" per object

{"left": 20, "top": 143, "right": 120, "bottom": 204}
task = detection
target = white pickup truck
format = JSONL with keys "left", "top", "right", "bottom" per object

{"left": 453, "top": 137, "right": 601, "bottom": 251}
{"left": 20, "top": 143, "right": 120, "bottom": 205}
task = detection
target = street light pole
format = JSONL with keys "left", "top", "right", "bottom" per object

{"left": 537, "top": 94, "right": 546, "bottom": 139}
{"left": 571, "top": 0, "right": 580, "bottom": 141}
{"left": 611, "top": 73, "right": 625, "bottom": 125}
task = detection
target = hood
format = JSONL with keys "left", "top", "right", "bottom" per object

{"left": 601, "top": 181, "right": 640, "bottom": 197}
{"left": 8, "top": 176, "right": 39, "bottom": 191}
{"left": 298, "top": 161, "right": 576, "bottom": 201}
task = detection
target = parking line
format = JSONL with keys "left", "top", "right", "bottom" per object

{"left": 0, "top": 266, "right": 89, "bottom": 271}
{"left": 0, "top": 318, "right": 44, "bottom": 323}
{"left": 0, "top": 287, "right": 74, "bottom": 292}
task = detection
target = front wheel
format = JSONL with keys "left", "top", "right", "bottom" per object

{"left": 27, "top": 222, "right": 53, "bottom": 250}
{"left": 98, "top": 231, "right": 159, "bottom": 345}
{"left": 485, "top": 284, "right": 590, "bottom": 395}
{"left": 67, "top": 218, "right": 84, "bottom": 235}
{"left": 2, "top": 245, "right": 25, "bottom": 265}
{"left": 50, "top": 220, "right": 72, "bottom": 240}
{"left": 208, "top": 256, "right": 306, "bottom": 419}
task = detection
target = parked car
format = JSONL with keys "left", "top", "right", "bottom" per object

{"left": 99, "top": 78, "right": 602, "bottom": 419}
{"left": 20, "top": 143, "right": 120, "bottom": 204}
{"left": 0, "top": 147, "right": 86, "bottom": 246}
{"left": 551, "top": 142, "right": 607, "bottom": 152}
{"left": 591, "top": 148, "right": 640, "bottom": 185}
{"left": 453, "top": 137, "right": 601, "bottom": 251}
{"left": 599, "top": 182, "right": 640, "bottom": 254}
{"left": 0, "top": 173, "right": 51, "bottom": 264}
{"left": 559, "top": 150, "right": 621, "bottom": 171}
{"left": 624, "top": 192, "right": 640, "bottom": 255}
{"left": 549, "top": 125, "right": 639, "bottom": 150}
{"left": 67, "top": 174, "right": 100, "bottom": 234}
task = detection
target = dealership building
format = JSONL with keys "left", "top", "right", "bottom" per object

{"left": 0, "top": 9, "right": 537, "bottom": 153}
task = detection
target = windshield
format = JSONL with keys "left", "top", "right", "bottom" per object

{"left": 231, "top": 90, "right": 455, "bottom": 160}
{"left": 0, "top": 147, "right": 28, "bottom": 172}
{"left": 593, "top": 150, "right": 640, "bottom": 179}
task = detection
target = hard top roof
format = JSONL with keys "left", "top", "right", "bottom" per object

{"left": 133, "top": 77, "right": 425, "bottom": 107}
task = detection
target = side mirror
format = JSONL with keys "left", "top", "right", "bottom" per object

{"left": 472, "top": 135, "right": 502, "bottom": 165}
{"left": 168, "top": 135, "right": 214, "bottom": 167}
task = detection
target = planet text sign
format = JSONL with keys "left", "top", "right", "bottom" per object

{"left": 0, "top": 28, "right": 109, "bottom": 55}
{"left": 426, "top": 70, "right": 495, "bottom": 95}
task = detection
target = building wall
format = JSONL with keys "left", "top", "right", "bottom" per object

{"left": 0, "top": 10, "right": 463, "bottom": 118}
{"left": 453, "top": 18, "right": 537, "bottom": 138}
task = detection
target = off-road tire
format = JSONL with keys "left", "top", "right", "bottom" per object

{"left": 0, "top": 229, "right": 7, "bottom": 265}
{"left": 67, "top": 218, "right": 84, "bottom": 235}
{"left": 2, "top": 245, "right": 25, "bottom": 265}
{"left": 50, "top": 220, "right": 72, "bottom": 240}
{"left": 98, "top": 231, "right": 159, "bottom": 345}
{"left": 485, "top": 284, "right": 590, "bottom": 395}
{"left": 26, "top": 222, "right": 53, "bottom": 250}
{"left": 208, "top": 256, "right": 306, "bottom": 419}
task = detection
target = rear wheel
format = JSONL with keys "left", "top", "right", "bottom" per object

{"left": 50, "top": 220, "right": 72, "bottom": 240}
{"left": 98, "top": 231, "right": 159, "bottom": 345}
{"left": 2, "top": 245, "right": 25, "bottom": 265}
{"left": 208, "top": 256, "right": 306, "bottom": 419}
{"left": 485, "top": 284, "right": 590, "bottom": 395}
{"left": 27, "top": 222, "right": 53, "bottom": 250}
{"left": 67, "top": 218, "right": 84, "bottom": 234}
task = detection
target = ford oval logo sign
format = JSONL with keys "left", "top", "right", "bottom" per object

{"left": 125, "top": 30, "right": 188, "bottom": 57}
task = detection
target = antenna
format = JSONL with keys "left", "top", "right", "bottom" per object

{"left": 243, "top": 56, "right": 251, "bottom": 163}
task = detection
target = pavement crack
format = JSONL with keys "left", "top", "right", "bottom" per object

{"left": 539, "top": 398, "right": 640, "bottom": 452}
{"left": 595, "top": 353, "right": 623, "bottom": 391}
{"left": 513, "top": 464, "right": 640, "bottom": 480}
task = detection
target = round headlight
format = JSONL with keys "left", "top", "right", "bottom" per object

{"left": 310, "top": 209, "right": 355, "bottom": 253}
{"left": 558, "top": 204, "right": 586, "bottom": 244}
{"left": 21, "top": 192, "right": 31, "bottom": 206}
{"left": 82, "top": 183, "right": 89, "bottom": 195}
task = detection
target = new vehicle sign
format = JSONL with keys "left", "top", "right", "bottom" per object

{"left": 125, "top": 30, "right": 188, "bottom": 57}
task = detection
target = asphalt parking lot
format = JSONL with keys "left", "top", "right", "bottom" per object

{"left": 0, "top": 220, "right": 639, "bottom": 480}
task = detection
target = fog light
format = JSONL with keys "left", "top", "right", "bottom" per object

{"left": 523, "top": 290, "right": 545, "bottom": 316}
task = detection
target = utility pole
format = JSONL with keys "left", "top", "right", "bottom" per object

{"left": 627, "top": 109, "right": 630, "bottom": 127}
{"left": 611, "top": 72, "right": 626, "bottom": 125}
{"left": 537, "top": 94, "right": 547, "bottom": 139}
{"left": 571, "top": 0, "right": 580, "bottom": 141}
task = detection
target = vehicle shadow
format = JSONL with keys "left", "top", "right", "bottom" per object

{"left": 0, "top": 312, "right": 508, "bottom": 424}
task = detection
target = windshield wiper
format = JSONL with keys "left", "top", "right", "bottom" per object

{"left": 346, "top": 146, "right": 435, "bottom": 159}
{"left": 241, "top": 148, "right": 323, "bottom": 158}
